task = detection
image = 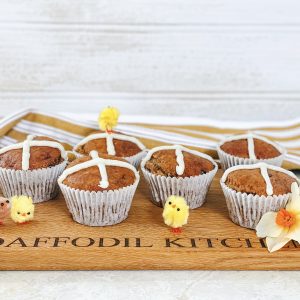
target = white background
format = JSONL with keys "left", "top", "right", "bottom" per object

{"left": 0, "top": 1, "right": 300, "bottom": 299}
{"left": 0, "top": 0, "right": 299, "bottom": 120}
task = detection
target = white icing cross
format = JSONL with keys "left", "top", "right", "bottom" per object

{"left": 259, "top": 163, "right": 273, "bottom": 195}
{"left": 22, "top": 135, "right": 34, "bottom": 170}
{"left": 58, "top": 150, "right": 139, "bottom": 189}
{"left": 106, "top": 134, "right": 115, "bottom": 156}
{"left": 74, "top": 132, "right": 145, "bottom": 156}
{"left": 221, "top": 162, "right": 298, "bottom": 196}
{"left": 175, "top": 147, "right": 185, "bottom": 175}
{"left": 0, "top": 135, "right": 67, "bottom": 171}
{"left": 90, "top": 151, "right": 109, "bottom": 188}
{"left": 247, "top": 133, "right": 256, "bottom": 160}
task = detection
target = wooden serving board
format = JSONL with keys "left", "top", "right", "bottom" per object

{"left": 1, "top": 170, "right": 300, "bottom": 270}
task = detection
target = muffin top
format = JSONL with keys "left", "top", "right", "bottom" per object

{"left": 219, "top": 134, "right": 282, "bottom": 159}
{"left": 0, "top": 135, "right": 67, "bottom": 170}
{"left": 58, "top": 151, "right": 139, "bottom": 192}
{"left": 74, "top": 132, "right": 145, "bottom": 158}
{"left": 221, "top": 163, "right": 298, "bottom": 196}
{"left": 142, "top": 145, "right": 216, "bottom": 177}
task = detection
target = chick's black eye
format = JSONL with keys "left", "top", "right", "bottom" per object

{"left": 6, "top": 200, "right": 9, "bottom": 203}
{"left": 177, "top": 208, "right": 180, "bottom": 211}
{"left": 17, "top": 212, "right": 20, "bottom": 214}
{"left": 0, "top": 203, "right": 3, "bottom": 206}
{"left": 169, "top": 201, "right": 172, "bottom": 205}
{"left": 27, "top": 212, "right": 30, "bottom": 215}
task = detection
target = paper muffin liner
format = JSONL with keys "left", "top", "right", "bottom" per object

{"left": 59, "top": 178, "right": 139, "bottom": 226}
{"left": 220, "top": 181, "right": 290, "bottom": 229}
{"left": 216, "top": 143, "right": 286, "bottom": 170}
{"left": 141, "top": 163, "right": 218, "bottom": 209}
{"left": 0, "top": 160, "right": 67, "bottom": 203}
{"left": 125, "top": 149, "right": 148, "bottom": 168}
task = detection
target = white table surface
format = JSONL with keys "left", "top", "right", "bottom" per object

{"left": 1, "top": 270, "right": 300, "bottom": 299}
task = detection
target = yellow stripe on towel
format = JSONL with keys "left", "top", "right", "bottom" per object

{"left": 0, "top": 110, "right": 299, "bottom": 170}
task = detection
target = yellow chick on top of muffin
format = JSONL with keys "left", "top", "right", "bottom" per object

{"left": 98, "top": 106, "right": 120, "bottom": 133}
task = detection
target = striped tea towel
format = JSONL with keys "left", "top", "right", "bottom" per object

{"left": 0, "top": 108, "right": 300, "bottom": 170}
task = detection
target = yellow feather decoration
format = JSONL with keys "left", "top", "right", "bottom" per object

{"left": 98, "top": 107, "right": 120, "bottom": 133}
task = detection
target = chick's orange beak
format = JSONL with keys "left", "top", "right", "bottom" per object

{"left": 172, "top": 205, "right": 176, "bottom": 208}
{"left": 21, "top": 213, "right": 26, "bottom": 217}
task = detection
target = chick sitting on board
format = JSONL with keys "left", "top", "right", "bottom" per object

{"left": 11, "top": 196, "right": 35, "bottom": 224}
{"left": 163, "top": 195, "right": 189, "bottom": 234}
{"left": 0, "top": 197, "right": 10, "bottom": 225}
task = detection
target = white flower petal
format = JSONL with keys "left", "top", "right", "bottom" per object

{"left": 291, "top": 182, "right": 300, "bottom": 196}
{"left": 286, "top": 182, "right": 300, "bottom": 213}
{"left": 287, "top": 228, "right": 300, "bottom": 242}
{"left": 256, "top": 212, "right": 283, "bottom": 238}
{"left": 266, "top": 236, "right": 291, "bottom": 253}
{"left": 287, "top": 216, "right": 300, "bottom": 242}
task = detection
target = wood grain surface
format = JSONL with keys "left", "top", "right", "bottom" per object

{"left": 1, "top": 170, "right": 299, "bottom": 271}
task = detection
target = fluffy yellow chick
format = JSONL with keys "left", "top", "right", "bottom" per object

{"left": 98, "top": 107, "right": 120, "bottom": 133}
{"left": 163, "top": 195, "right": 189, "bottom": 234}
{"left": 10, "top": 195, "right": 35, "bottom": 224}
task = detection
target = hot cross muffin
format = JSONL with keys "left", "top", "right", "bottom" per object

{"left": 0, "top": 135, "right": 67, "bottom": 203}
{"left": 220, "top": 162, "right": 298, "bottom": 229}
{"left": 141, "top": 145, "right": 218, "bottom": 209}
{"left": 58, "top": 151, "right": 140, "bottom": 226}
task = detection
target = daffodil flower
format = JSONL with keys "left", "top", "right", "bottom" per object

{"left": 256, "top": 182, "right": 300, "bottom": 252}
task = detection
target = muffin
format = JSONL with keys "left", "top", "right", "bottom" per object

{"left": 220, "top": 162, "right": 298, "bottom": 229}
{"left": 217, "top": 133, "right": 285, "bottom": 170}
{"left": 141, "top": 145, "right": 218, "bottom": 209}
{"left": 73, "top": 132, "right": 146, "bottom": 168}
{"left": 58, "top": 151, "right": 140, "bottom": 226}
{"left": 0, "top": 135, "right": 67, "bottom": 203}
